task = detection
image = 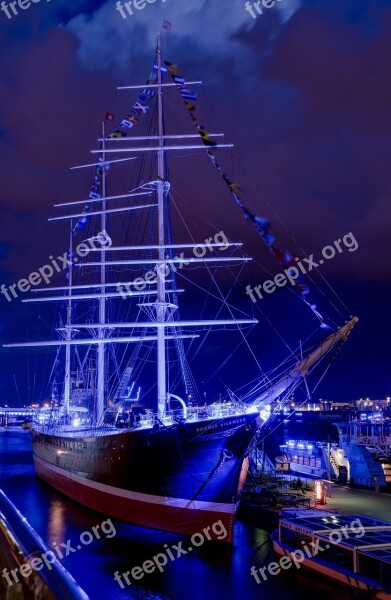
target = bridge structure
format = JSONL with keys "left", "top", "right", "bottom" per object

{"left": 0, "top": 407, "right": 37, "bottom": 427}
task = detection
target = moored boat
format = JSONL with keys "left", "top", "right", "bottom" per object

{"left": 275, "top": 439, "right": 349, "bottom": 482}
{"left": 335, "top": 419, "right": 391, "bottom": 489}
{"left": 272, "top": 511, "right": 391, "bottom": 597}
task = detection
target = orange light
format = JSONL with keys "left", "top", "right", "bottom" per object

{"left": 315, "top": 481, "right": 323, "bottom": 501}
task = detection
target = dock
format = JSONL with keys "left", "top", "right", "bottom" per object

{"left": 240, "top": 472, "right": 391, "bottom": 529}
{"left": 318, "top": 483, "right": 391, "bottom": 521}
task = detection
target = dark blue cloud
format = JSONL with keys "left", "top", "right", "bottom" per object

{"left": 0, "top": 0, "right": 390, "bottom": 405}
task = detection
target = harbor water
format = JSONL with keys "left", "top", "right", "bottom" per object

{"left": 0, "top": 429, "right": 360, "bottom": 600}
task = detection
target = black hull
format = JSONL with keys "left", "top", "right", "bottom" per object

{"left": 31, "top": 413, "right": 261, "bottom": 542}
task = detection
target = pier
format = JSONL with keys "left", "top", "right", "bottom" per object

{"left": 319, "top": 483, "right": 391, "bottom": 521}
{"left": 240, "top": 467, "right": 391, "bottom": 528}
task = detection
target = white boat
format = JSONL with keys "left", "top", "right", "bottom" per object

{"left": 276, "top": 439, "right": 349, "bottom": 482}
{"left": 334, "top": 419, "right": 391, "bottom": 488}
{"left": 272, "top": 511, "right": 391, "bottom": 598}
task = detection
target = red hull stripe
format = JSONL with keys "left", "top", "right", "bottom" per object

{"left": 34, "top": 455, "right": 236, "bottom": 542}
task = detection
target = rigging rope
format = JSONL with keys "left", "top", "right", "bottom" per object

{"left": 163, "top": 59, "right": 350, "bottom": 330}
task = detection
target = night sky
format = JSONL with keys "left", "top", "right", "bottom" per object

{"left": 0, "top": 0, "right": 390, "bottom": 407}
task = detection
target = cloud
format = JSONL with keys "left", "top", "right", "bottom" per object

{"left": 1, "top": 0, "right": 389, "bottom": 287}
{"left": 275, "top": 0, "right": 302, "bottom": 23}
{"left": 63, "top": 0, "right": 302, "bottom": 76}
{"left": 0, "top": 28, "right": 115, "bottom": 279}
{"left": 238, "top": 7, "right": 391, "bottom": 287}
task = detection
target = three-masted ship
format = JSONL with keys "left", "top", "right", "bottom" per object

{"left": 5, "top": 36, "right": 357, "bottom": 543}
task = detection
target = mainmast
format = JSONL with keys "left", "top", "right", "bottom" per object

{"left": 156, "top": 33, "right": 167, "bottom": 419}
{"left": 96, "top": 124, "right": 107, "bottom": 425}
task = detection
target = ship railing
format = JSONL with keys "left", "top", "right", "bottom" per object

{"left": 0, "top": 489, "right": 89, "bottom": 600}
{"left": 372, "top": 444, "right": 391, "bottom": 458}
{"left": 136, "top": 412, "right": 179, "bottom": 428}
{"left": 161, "top": 414, "right": 175, "bottom": 425}
{"left": 163, "top": 405, "right": 248, "bottom": 422}
{"left": 186, "top": 407, "right": 200, "bottom": 420}
{"left": 137, "top": 405, "right": 244, "bottom": 428}
{"left": 208, "top": 406, "right": 244, "bottom": 419}
{"left": 136, "top": 408, "right": 200, "bottom": 428}
{"left": 354, "top": 434, "right": 391, "bottom": 447}
{"left": 136, "top": 413, "right": 155, "bottom": 428}
{"left": 35, "top": 404, "right": 250, "bottom": 434}
{"left": 36, "top": 424, "right": 113, "bottom": 436}
{"left": 133, "top": 403, "right": 244, "bottom": 429}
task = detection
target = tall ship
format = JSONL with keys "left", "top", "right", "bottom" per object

{"left": 5, "top": 35, "right": 358, "bottom": 542}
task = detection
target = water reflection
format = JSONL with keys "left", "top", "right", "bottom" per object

{"left": 0, "top": 430, "right": 355, "bottom": 600}
{"left": 47, "top": 499, "right": 67, "bottom": 547}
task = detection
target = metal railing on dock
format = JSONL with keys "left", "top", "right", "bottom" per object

{"left": 0, "top": 489, "right": 89, "bottom": 600}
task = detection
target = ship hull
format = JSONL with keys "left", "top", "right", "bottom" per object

{"left": 30, "top": 413, "right": 260, "bottom": 542}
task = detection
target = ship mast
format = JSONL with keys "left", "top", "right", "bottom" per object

{"left": 156, "top": 33, "right": 167, "bottom": 419}
{"left": 96, "top": 124, "right": 107, "bottom": 425}
{"left": 64, "top": 228, "right": 73, "bottom": 418}
{"left": 5, "top": 47, "right": 259, "bottom": 417}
